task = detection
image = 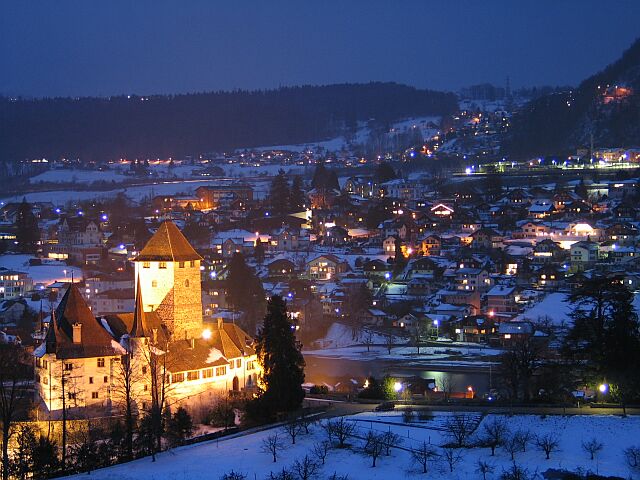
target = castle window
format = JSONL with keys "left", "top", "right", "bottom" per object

{"left": 247, "top": 361, "right": 255, "bottom": 371}
{"left": 236, "top": 359, "right": 241, "bottom": 368}
{"left": 64, "top": 363, "right": 73, "bottom": 371}
{"left": 143, "top": 262, "right": 150, "bottom": 269}
{"left": 179, "top": 262, "right": 185, "bottom": 268}
{"left": 152, "top": 280, "right": 157, "bottom": 288}
{"left": 190, "top": 261, "right": 195, "bottom": 268}
{"left": 202, "top": 368, "right": 214, "bottom": 378}
{"left": 187, "top": 371, "right": 199, "bottom": 381}
{"left": 159, "top": 262, "right": 167, "bottom": 269}
{"left": 43, "top": 359, "right": 48, "bottom": 369}
{"left": 142, "top": 366, "right": 147, "bottom": 374}
{"left": 42, "top": 376, "right": 48, "bottom": 385}
{"left": 91, "top": 392, "right": 98, "bottom": 399}
{"left": 89, "top": 377, "right": 94, "bottom": 384}
{"left": 172, "top": 372, "right": 185, "bottom": 383}
{"left": 144, "top": 384, "right": 148, "bottom": 391}
{"left": 185, "top": 279, "right": 190, "bottom": 287}
{"left": 103, "top": 376, "right": 108, "bottom": 383}
{"left": 97, "top": 358, "right": 105, "bottom": 368}
{"left": 215, "top": 366, "right": 226, "bottom": 376}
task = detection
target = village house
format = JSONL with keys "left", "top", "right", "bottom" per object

{"left": 306, "top": 254, "right": 349, "bottom": 281}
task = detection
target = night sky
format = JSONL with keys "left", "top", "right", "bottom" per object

{"left": 2, "top": 1, "right": 639, "bottom": 98}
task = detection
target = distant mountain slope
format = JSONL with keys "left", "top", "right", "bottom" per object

{"left": 503, "top": 38, "right": 640, "bottom": 159}
{"left": 0, "top": 82, "right": 458, "bottom": 162}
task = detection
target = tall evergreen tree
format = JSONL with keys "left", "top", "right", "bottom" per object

{"left": 226, "top": 253, "right": 266, "bottom": 332}
{"left": 269, "top": 169, "right": 290, "bottom": 215}
{"left": 311, "top": 163, "right": 328, "bottom": 189}
{"left": 14, "top": 198, "right": 39, "bottom": 254}
{"left": 563, "top": 275, "right": 640, "bottom": 404}
{"left": 254, "top": 295, "right": 305, "bottom": 417}
{"left": 290, "top": 176, "right": 306, "bottom": 212}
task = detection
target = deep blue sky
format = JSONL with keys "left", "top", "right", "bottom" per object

{"left": 2, "top": 1, "right": 639, "bottom": 98}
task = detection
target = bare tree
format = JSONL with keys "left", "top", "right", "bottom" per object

{"left": 501, "top": 463, "right": 534, "bottom": 480}
{"left": 363, "top": 431, "right": 385, "bottom": 467}
{"left": 535, "top": 433, "right": 560, "bottom": 460}
{"left": 299, "top": 413, "right": 316, "bottom": 434}
{"left": 514, "top": 429, "right": 533, "bottom": 453}
{"left": 0, "top": 345, "right": 31, "bottom": 480}
{"left": 476, "top": 459, "right": 495, "bottom": 480}
{"left": 262, "top": 433, "right": 284, "bottom": 463}
{"left": 438, "top": 375, "right": 454, "bottom": 402}
{"left": 363, "top": 331, "right": 374, "bottom": 353}
{"left": 482, "top": 418, "right": 508, "bottom": 456}
{"left": 444, "top": 414, "right": 475, "bottom": 447}
{"left": 581, "top": 438, "right": 603, "bottom": 460}
{"left": 441, "top": 447, "right": 463, "bottom": 473}
{"left": 381, "top": 430, "right": 403, "bottom": 456}
{"left": 311, "top": 441, "right": 331, "bottom": 465}
{"left": 111, "top": 347, "right": 146, "bottom": 461}
{"left": 283, "top": 420, "right": 302, "bottom": 445}
{"left": 503, "top": 434, "right": 521, "bottom": 461}
{"left": 410, "top": 441, "right": 437, "bottom": 474}
{"left": 385, "top": 334, "right": 394, "bottom": 355}
{"left": 327, "top": 474, "right": 349, "bottom": 480}
{"left": 220, "top": 471, "right": 247, "bottom": 480}
{"left": 624, "top": 446, "right": 640, "bottom": 471}
{"left": 292, "top": 455, "right": 321, "bottom": 480}
{"left": 326, "top": 418, "right": 355, "bottom": 448}
{"left": 267, "top": 467, "right": 295, "bottom": 480}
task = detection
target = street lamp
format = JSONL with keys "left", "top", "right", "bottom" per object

{"left": 433, "top": 319, "right": 439, "bottom": 338}
{"left": 599, "top": 383, "right": 608, "bottom": 394}
{"left": 393, "top": 382, "right": 402, "bottom": 393}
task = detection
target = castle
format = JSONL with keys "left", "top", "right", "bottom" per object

{"left": 34, "top": 221, "right": 260, "bottom": 414}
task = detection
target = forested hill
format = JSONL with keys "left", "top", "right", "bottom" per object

{"left": 503, "top": 38, "right": 640, "bottom": 159}
{"left": 0, "top": 82, "right": 458, "bottom": 162}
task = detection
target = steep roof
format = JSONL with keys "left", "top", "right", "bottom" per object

{"left": 130, "top": 277, "right": 149, "bottom": 338}
{"left": 136, "top": 221, "right": 202, "bottom": 262}
{"left": 45, "top": 284, "right": 120, "bottom": 359}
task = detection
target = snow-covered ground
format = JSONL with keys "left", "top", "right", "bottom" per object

{"left": 67, "top": 412, "right": 640, "bottom": 479}
{"left": 0, "top": 254, "right": 82, "bottom": 286}
{"left": 1, "top": 178, "right": 273, "bottom": 205}
{"left": 515, "top": 291, "right": 640, "bottom": 327}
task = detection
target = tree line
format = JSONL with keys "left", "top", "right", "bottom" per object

{"left": 0, "top": 82, "right": 458, "bottom": 162}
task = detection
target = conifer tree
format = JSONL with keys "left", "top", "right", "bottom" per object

{"left": 14, "top": 198, "right": 39, "bottom": 254}
{"left": 290, "top": 176, "right": 306, "bottom": 212}
{"left": 255, "top": 295, "right": 305, "bottom": 417}
{"left": 269, "top": 169, "right": 290, "bottom": 215}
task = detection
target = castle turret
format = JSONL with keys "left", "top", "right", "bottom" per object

{"left": 134, "top": 221, "right": 203, "bottom": 339}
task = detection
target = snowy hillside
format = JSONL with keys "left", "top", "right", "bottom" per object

{"left": 67, "top": 412, "right": 640, "bottom": 479}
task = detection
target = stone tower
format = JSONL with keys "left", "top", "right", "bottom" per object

{"left": 135, "top": 221, "right": 203, "bottom": 339}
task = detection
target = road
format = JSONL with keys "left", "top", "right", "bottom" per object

{"left": 304, "top": 398, "right": 640, "bottom": 418}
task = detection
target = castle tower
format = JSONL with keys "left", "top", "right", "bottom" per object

{"left": 135, "top": 221, "right": 203, "bottom": 339}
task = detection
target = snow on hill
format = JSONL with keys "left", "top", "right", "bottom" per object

{"left": 68, "top": 412, "right": 640, "bottom": 479}
{"left": 0, "top": 254, "right": 82, "bottom": 286}
{"left": 515, "top": 291, "right": 640, "bottom": 327}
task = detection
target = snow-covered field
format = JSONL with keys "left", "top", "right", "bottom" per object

{"left": 67, "top": 412, "right": 640, "bottom": 479}
{"left": 0, "top": 254, "right": 82, "bottom": 286}
{"left": 1, "top": 178, "right": 272, "bottom": 205}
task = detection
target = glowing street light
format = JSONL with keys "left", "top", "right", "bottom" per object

{"left": 393, "top": 382, "right": 402, "bottom": 392}
{"left": 599, "top": 383, "right": 608, "bottom": 394}
{"left": 202, "top": 329, "right": 212, "bottom": 340}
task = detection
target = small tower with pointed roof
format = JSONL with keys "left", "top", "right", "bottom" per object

{"left": 134, "top": 221, "right": 204, "bottom": 340}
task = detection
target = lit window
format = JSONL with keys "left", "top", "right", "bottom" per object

{"left": 97, "top": 358, "right": 105, "bottom": 368}
{"left": 143, "top": 262, "right": 150, "bottom": 269}
{"left": 159, "top": 262, "right": 167, "bottom": 269}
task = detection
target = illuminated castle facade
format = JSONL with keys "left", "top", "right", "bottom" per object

{"left": 35, "top": 221, "right": 260, "bottom": 415}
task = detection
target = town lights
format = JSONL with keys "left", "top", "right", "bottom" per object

{"left": 202, "top": 329, "right": 212, "bottom": 340}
